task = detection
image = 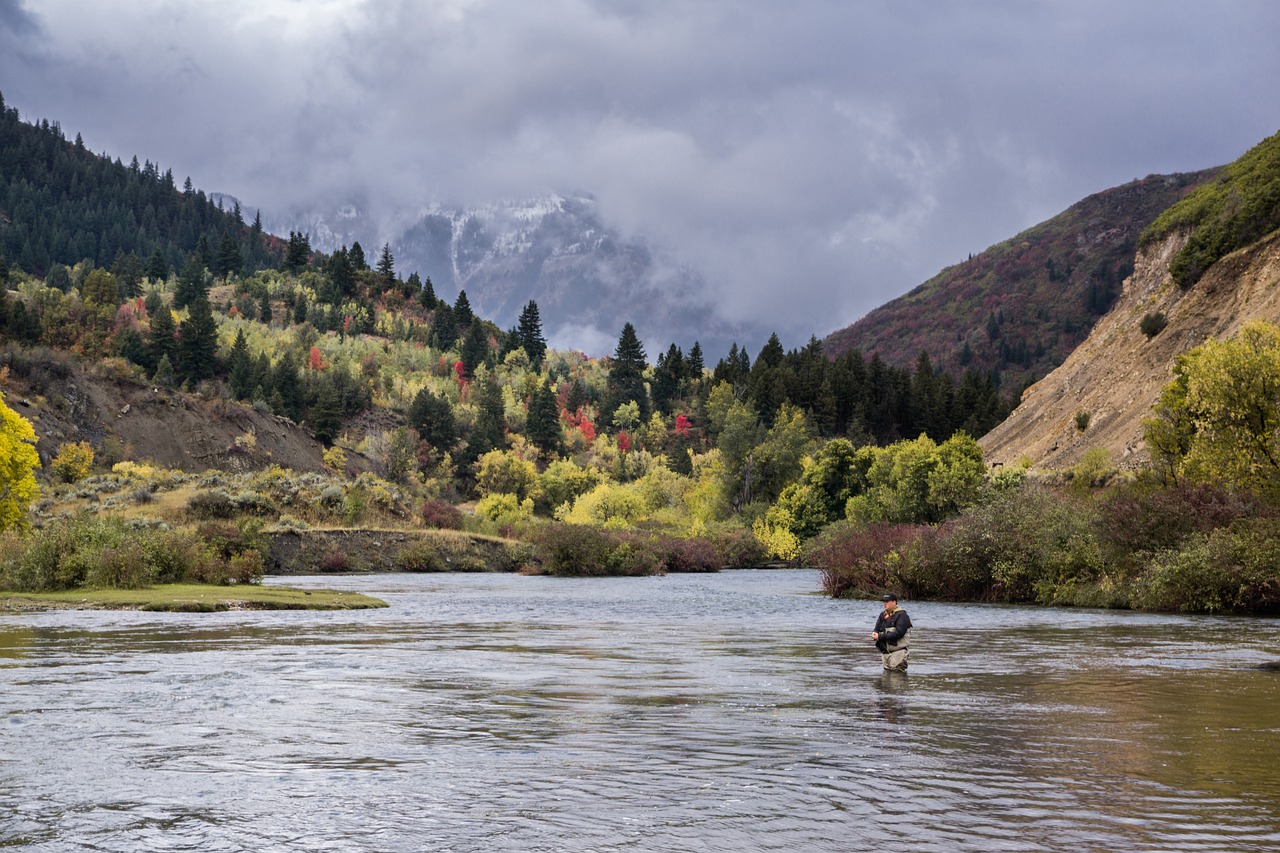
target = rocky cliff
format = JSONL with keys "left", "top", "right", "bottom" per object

{"left": 980, "top": 228, "right": 1280, "bottom": 469}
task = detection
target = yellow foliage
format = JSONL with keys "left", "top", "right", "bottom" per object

{"left": 50, "top": 440, "right": 95, "bottom": 483}
{"left": 0, "top": 393, "right": 40, "bottom": 531}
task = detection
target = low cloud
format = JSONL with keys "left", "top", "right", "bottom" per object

{"left": 3, "top": 0, "right": 1278, "bottom": 347}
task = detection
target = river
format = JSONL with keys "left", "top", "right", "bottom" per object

{"left": 2, "top": 570, "right": 1279, "bottom": 851}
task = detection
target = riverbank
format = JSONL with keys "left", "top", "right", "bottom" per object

{"left": 0, "top": 583, "right": 388, "bottom": 612}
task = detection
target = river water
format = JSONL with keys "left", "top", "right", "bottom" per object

{"left": 2, "top": 570, "right": 1279, "bottom": 852}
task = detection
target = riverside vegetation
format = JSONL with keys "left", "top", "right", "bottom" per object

{"left": 1, "top": 94, "right": 1278, "bottom": 614}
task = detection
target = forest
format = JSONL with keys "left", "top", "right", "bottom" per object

{"left": 2, "top": 93, "right": 1279, "bottom": 615}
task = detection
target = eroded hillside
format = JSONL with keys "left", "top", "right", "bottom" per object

{"left": 980, "top": 228, "right": 1280, "bottom": 469}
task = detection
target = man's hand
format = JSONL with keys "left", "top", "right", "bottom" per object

{"left": 870, "top": 632, "right": 879, "bottom": 640}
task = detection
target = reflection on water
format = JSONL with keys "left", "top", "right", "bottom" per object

{"left": 2, "top": 571, "right": 1279, "bottom": 851}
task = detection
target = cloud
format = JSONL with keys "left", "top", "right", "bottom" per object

{"left": 3, "top": 0, "right": 1279, "bottom": 347}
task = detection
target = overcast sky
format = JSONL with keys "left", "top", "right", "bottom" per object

{"left": 3, "top": 0, "right": 1278, "bottom": 346}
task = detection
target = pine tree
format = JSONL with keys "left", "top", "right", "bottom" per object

{"left": 177, "top": 294, "right": 218, "bottom": 384}
{"left": 284, "top": 231, "right": 311, "bottom": 272}
{"left": 146, "top": 301, "right": 177, "bottom": 370}
{"left": 214, "top": 230, "right": 241, "bottom": 279}
{"left": 145, "top": 247, "right": 168, "bottom": 281}
{"left": 376, "top": 243, "right": 395, "bottom": 288}
{"left": 467, "top": 375, "right": 506, "bottom": 461}
{"left": 408, "top": 387, "right": 457, "bottom": 450}
{"left": 271, "top": 356, "right": 303, "bottom": 421}
{"left": 173, "top": 255, "right": 206, "bottom": 309}
{"left": 293, "top": 294, "right": 308, "bottom": 325}
{"left": 606, "top": 322, "right": 649, "bottom": 421}
{"left": 460, "top": 322, "right": 490, "bottom": 377}
{"left": 516, "top": 300, "right": 547, "bottom": 370}
{"left": 418, "top": 275, "right": 437, "bottom": 309}
{"left": 454, "top": 290, "right": 473, "bottom": 326}
{"left": 195, "top": 234, "right": 211, "bottom": 270}
{"left": 432, "top": 303, "right": 458, "bottom": 349}
{"left": 227, "top": 329, "right": 252, "bottom": 399}
{"left": 259, "top": 290, "right": 273, "bottom": 326}
{"left": 687, "top": 341, "right": 704, "bottom": 379}
{"left": 526, "top": 380, "right": 561, "bottom": 455}
{"left": 310, "top": 382, "right": 343, "bottom": 445}
{"left": 349, "top": 241, "right": 367, "bottom": 270}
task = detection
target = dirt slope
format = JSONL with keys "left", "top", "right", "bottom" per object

{"left": 980, "top": 228, "right": 1280, "bottom": 469}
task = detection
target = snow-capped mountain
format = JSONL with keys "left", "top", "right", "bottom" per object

{"left": 265, "top": 194, "right": 745, "bottom": 357}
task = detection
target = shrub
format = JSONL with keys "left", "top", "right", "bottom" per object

{"left": 1074, "top": 411, "right": 1091, "bottom": 432}
{"left": 1140, "top": 312, "right": 1168, "bottom": 339}
{"left": 186, "top": 490, "right": 238, "bottom": 520}
{"left": 50, "top": 441, "right": 95, "bottom": 483}
{"left": 420, "top": 499, "right": 464, "bottom": 530}
{"left": 319, "top": 549, "right": 352, "bottom": 572}
{"left": 86, "top": 540, "right": 157, "bottom": 589}
{"left": 228, "top": 550, "right": 265, "bottom": 585}
{"left": 1133, "top": 517, "right": 1280, "bottom": 614}
{"left": 708, "top": 526, "right": 768, "bottom": 568}
{"left": 805, "top": 521, "right": 925, "bottom": 599}
{"left": 532, "top": 523, "right": 666, "bottom": 577}
{"left": 653, "top": 536, "right": 720, "bottom": 573}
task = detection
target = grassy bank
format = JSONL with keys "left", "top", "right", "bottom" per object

{"left": 0, "top": 583, "right": 387, "bottom": 612}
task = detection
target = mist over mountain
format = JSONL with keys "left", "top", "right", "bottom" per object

{"left": 263, "top": 194, "right": 746, "bottom": 358}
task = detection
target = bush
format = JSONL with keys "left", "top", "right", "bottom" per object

{"left": 1074, "top": 411, "right": 1091, "bottom": 432}
{"left": 532, "top": 524, "right": 666, "bottom": 577}
{"left": 652, "top": 535, "right": 721, "bottom": 573}
{"left": 50, "top": 441, "right": 95, "bottom": 483}
{"left": 420, "top": 499, "right": 464, "bottom": 530}
{"left": 1140, "top": 312, "right": 1168, "bottom": 339}
{"left": 708, "top": 526, "right": 768, "bottom": 569}
{"left": 319, "top": 549, "right": 352, "bottom": 572}
{"left": 805, "top": 522, "right": 925, "bottom": 599}
{"left": 1133, "top": 517, "right": 1280, "bottom": 614}
{"left": 186, "top": 490, "right": 238, "bottom": 520}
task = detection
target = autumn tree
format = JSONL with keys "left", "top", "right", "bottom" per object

{"left": 0, "top": 392, "right": 40, "bottom": 532}
{"left": 1144, "top": 319, "right": 1280, "bottom": 497}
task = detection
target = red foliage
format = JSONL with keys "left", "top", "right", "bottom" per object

{"left": 674, "top": 414, "right": 691, "bottom": 436}
{"left": 617, "top": 432, "right": 631, "bottom": 452}
{"left": 307, "top": 346, "right": 328, "bottom": 371}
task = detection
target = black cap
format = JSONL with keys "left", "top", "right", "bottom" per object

{"left": 881, "top": 593, "right": 897, "bottom": 602}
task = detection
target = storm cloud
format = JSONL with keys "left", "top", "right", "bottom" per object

{"left": 3, "top": 0, "right": 1278, "bottom": 349}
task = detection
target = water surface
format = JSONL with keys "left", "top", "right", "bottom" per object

{"left": 2, "top": 570, "right": 1278, "bottom": 851}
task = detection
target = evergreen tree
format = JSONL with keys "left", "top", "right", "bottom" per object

{"left": 227, "top": 329, "right": 252, "bottom": 399}
{"left": 214, "top": 230, "right": 242, "bottom": 279}
{"left": 605, "top": 322, "right": 649, "bottom": 421}
{"left": 146, "top": 301, "right": 177, "bottom": 371}
{"left": 516, "top": 300, "right": 547, "bottom": 369}
{"left": 349, "top": 241, "right": 367, "bottom": 270}
{"left": 177, "top": 294, "right": 218, "bottom": 384}
{"left": 145, "top": 247, "right": 168, "bottom": 281}
{"left": 271, "top": 356, "right": 303, "bottom": 421}
{"left": 284, "top": 231, "right": 311, "bottom": 272}
{"left": 111, "top": 251, "right": 144, "bottom": 298}
{"left": 173, "top": 255, "right": 206, "bottom": 309}
{"left": 565, "top": 379, "right": 588, "bottom": 415}
{"left": 195, "top": 234, "right": 211, "bottom": 270}
{"left": 418, "top": 275, "right": 437, "bottom": 309}
{"left": 454, "top": 290, "right": 473, "bottom": 326}
{"left": 322, "top": 247, "right": 354, "bottom": 304}
{"left": 687, "top": 341, "right": 704, "bottom": 379}
{"left": 293, "top": 294, "right": 308, "bottom": 325}
{"left": 259, "top": 290, "right": 273, "bottom": 326}
{"left": 467, "top": 375, "right": 507, "bottom": 461}
{"left": 152, "top": 353, "right": 175, "bottom": 388}
{"left": 407, "top": 387, "right": 457, "bottom": 450}
{"left": 310, "top": 382, "right": 343, "bottom": 445}
{"left": 526, "top": 380, "right": 561, "bottom": 455}
{"left": 432, "top": 303, "right": 458, "bottom": 349}
{"left": 460, "top": 322, "right": 490, "bottom": 377}
{"left": 376, "top": 243, "right": 396, "bottom": 288}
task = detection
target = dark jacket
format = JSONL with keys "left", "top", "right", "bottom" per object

{"left": 873, "top": 607, "right": 912, "bottom": 653}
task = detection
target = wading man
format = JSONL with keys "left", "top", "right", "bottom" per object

{"left": 871, "top": 593, "right": 911, "bottom": 671}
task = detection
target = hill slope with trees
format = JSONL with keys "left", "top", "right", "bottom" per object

{"left": 822, "top": 168, "right": 1219, "bottom": 393}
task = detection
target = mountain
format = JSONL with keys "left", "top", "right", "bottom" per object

{"left": 981, "top": 130, "right": 1280, "bottom": 469}
{"left": 266, "top": 195, "right": 745, "bottom": 356}
{"left": 821, "top": 169, "right": 1219, "bottom": 391}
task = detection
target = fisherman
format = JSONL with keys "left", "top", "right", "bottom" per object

{"left": 870, "top": 593, "right": 911, "bottom": 671}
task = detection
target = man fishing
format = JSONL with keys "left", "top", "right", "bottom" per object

{"left": 871, "top": 593, "right": 911, "bottom": 672}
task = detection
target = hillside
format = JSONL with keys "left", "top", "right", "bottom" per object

{"left": 982, "top": 213, "right": 1280, "bottom": 469}
{"left": 822, "top": 169, "right": 1218, "bottom": 390}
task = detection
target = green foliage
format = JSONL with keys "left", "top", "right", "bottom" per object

{"left": 1074, "top": 410, "right": 1091, "bottom": 432}
{"left": 846, "top": 432, "right": 985, "bottom": 525}
{"left": 1144, "top": 320, "right": 1280, "bottom": 497}
{"left": 1140, "top": 312, "right": 1168, "bottom": 339}
{"left": 1142, "top": 130, "right": 1280, "bottom": 286}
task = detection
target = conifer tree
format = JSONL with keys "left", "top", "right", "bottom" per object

{"left": 310, "top": 382, "right": 343, "bottom": 445}
{"left": 408, "top": 387, "right": 457, "bottom": 451}
{"left": 467, "top": 375, "right": 506, "bottom": 461}
{"left": 376, "top": 243, "right": 396, "bottom": 288}
{"left": 177, "top": 294, "right": 218, "bottom": 384}
{"left": 293, "top": 294, "right": 308, "bottom": 325}
{"left": 349, "top": 241, "right": 367, "bottom": 270}
{"left": 259, "top": 291, "right": 273, "bottom": 326}
{"left": 605, "top": 322, "right": 649, "bottom": 421}
{"left": 173, "top": 255, "right": 206, "bottom": 309}
{"left": 418, "top": 275, "right": 437, "bottom": 309}
{"left": 432, "top": 303, "right": 458, "bottom": 349}
{"left": 687, "top": 341, "right": 704, "bottom": 379}
{"left": 146, "top": 301, "right": 177, "bottom": 371}
{"left": 271, "top": 356, "right": 303, "bottom": 421}
{"left": 152, "top": 354, "right": 175, "bottom": 388}
{"left": 214, "top": 230, "right": 242, "bottom": 280}
{"left": 195, "top": 234, "right": 211, "bottom": 270}
{"left": 284, "top": 231, "right": 311, "bottom": 273}
{"left": 227, "top": 329, "right": 252, "bottom": 399}
{"left": 516, "top": 300, "right": 547, "bottom": 370}
{"left": 454, "top": 290, "right": 473, "bottom": 326}
{"left": 460, "top": 322, "right": 490, "bottom": 378}
{"left": 527, "top": 380, "right": 561, "bottom": 455}
{"left": 145, "top": 247, "right": 168, "bottom": 281}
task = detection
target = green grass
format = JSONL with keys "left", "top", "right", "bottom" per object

{"left": 0, "top": 583, "right": 387, "bottom": 612}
